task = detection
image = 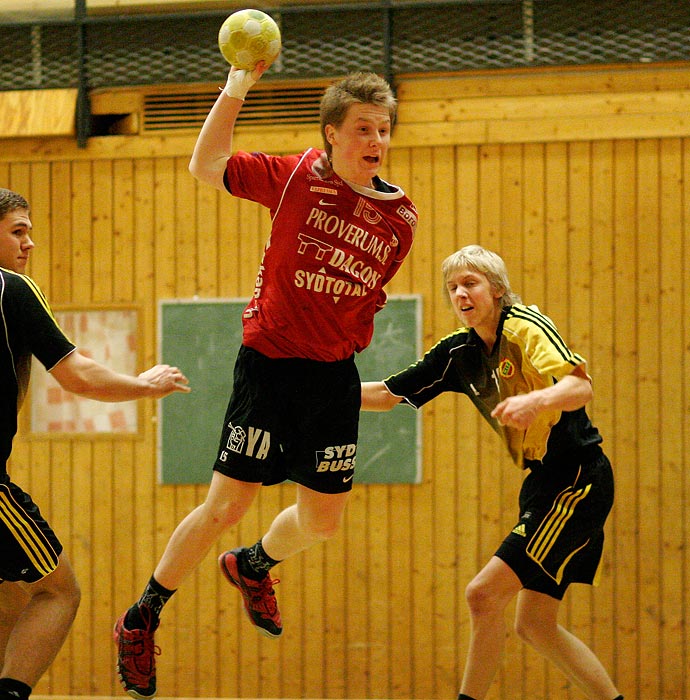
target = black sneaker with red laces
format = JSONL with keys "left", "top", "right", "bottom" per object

{"left": 113, "top": 605, "right": 160, "bottom": 698}
{"left": 219, "top": 547, "right": 282, "bottom": 637}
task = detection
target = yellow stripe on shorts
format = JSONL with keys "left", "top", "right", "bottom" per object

{"left": 0, "top": 489, "right": 59, "bottom": 577}
{"left": 526, "top": 482, "right": 592, "bottom": 584}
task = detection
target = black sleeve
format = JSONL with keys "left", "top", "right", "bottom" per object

{"left": 10, "top": 274, "right": 76, "bottom": 370}
{"left": 384, "top": 333, "right": 466, "bottom": 408}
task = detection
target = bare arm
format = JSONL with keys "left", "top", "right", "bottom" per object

{"left": 491, "top": 364, "right": 593, "bottom": 430}
{"left": 188, "top": 64, "right": 269, "bottom": 191}
{"left": 50, "top": 350, "right": 190, "bottom": 402}
{"left": 361, "top": 381, "right": 403, "bottom": 411}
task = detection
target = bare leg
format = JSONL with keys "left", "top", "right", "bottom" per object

{"left": 1, "top": 554, "right": 80, "bottom": 687}
{"left": 154, "top": 472, "right": 260, "bottom": 590}
{"left": 261, "top": 484, "right": 350, "bottom": 561}
{"left": 459, "top": 556, "right": 523, "bottom": 700}
{"left": 0, "top": 584, "right": 28, "bottom": 667}
{"left": 514, "top": 589, "right": 620, "bottom": 700}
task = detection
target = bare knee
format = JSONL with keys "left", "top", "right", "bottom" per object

{"left": 296, "top": 500, "right": 345, "bottom": 542}
{"left": 61, "top": 579, "right": 81, "bottom": 621}
{"left": 465, "top": 578, "right": 499, "bottom": 618}
{"left": 201, "top": 488, "right": 256, "bottom": 529}
{"left": 28, "top": 564, "right": 81, "bottom": 622}
{"left": 514, "top": 614, "right": 534, "bottom": 644}
{"left": 204, "top": 500, "right": 244, "bottom": 528}
{"left": 514, "top": 610, "right": 556, "bottom": 649}
{"left": 50, "top": 567, "right": 81, "bottom": 614}
{"left": 292, "top": 487, "right": 349, "bottom": 544}
{"left": 513, "top": 589, "right": 562, "bottom": 649}
{"left": 69, "top": 577, "right": 81, "bottom": 609}
{"left": 299, "top": 517, "right": 342, "bottom": 542}
{"left": 203, "top": 475, "right": 258, "bottom": 529}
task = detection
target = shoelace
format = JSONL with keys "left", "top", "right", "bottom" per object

{"left": 246, "top": 576, "right": 281, "bottom": 615}
{"left": 120, "top": 630, "right": 161, "bottom": 682}
{"left": 118, "top": 608, "right": 162, "bottom": 687}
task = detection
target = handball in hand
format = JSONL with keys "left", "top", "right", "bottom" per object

{"left": 218, "top": 9, "right": 282, "bottom": 71}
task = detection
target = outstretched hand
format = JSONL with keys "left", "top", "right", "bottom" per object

{"left": 139, "top": 364, "right": 191, "bottom": 397}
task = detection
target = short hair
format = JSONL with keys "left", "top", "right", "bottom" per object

{"left": 441, "top": 244, "right": 522, "bottom": 308}
{"left": 0, "top": 188, "right": 30, "bottom": 221}
{"left": 319, "top": 72, "right": 397, "bottom": 159}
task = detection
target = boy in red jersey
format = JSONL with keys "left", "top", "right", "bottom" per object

{"left": 0, "top": 188, "right": 189, "bottom": 700}
{"left": 114, "top": 63, "right": 417, "bottom": 698}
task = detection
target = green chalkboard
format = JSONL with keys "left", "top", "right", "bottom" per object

{"left": 158, "top": 295, "right": 422, "bottom": 485}
{"left": 158, "top": 299, "right": 242, "bottom": 485}
{"left": 354, "top": 295, "right": 422, "bottom": 483}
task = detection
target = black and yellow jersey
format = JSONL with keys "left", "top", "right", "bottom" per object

{"left": 384, "top": 303, "right": 602, "bottom": 469}
{"left": 0, "top": 268, "right": 75, "bottom": 471}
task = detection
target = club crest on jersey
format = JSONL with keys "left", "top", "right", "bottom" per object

{"left": 498, "top": 358, "right": 516, "bottom": 379}
{"left": 315, "top": 443, "right": 356, "bottom": 473}
{"left": 219, "top": 422, "right": 271, "bottom": 461}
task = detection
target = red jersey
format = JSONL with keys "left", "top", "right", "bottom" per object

{"left": 225, "top": 148, "right": 418, "bottom": 361}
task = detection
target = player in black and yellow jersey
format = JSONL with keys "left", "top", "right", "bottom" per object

{"left": 0, "top": 188, "right": 189, "bottom": 700}
{"left": 362, "top": 245, "right": 623, "bottom": 700}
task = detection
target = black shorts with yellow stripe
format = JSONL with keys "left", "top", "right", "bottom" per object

{"left": 0, "top": 478, "right": 62, "bottom": 583}
{"left": 495, "top": 445, "right": 614, "bottom": 600}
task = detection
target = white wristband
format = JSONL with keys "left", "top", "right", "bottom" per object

{"left": 223, "top": 70, "right": 257, "bottom": 101}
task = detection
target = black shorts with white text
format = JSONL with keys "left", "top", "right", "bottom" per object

{"left": 213, "top": 345, "right": 360, "bottom": 494}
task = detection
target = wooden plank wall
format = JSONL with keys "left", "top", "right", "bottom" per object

{"left": 1, "top": 65, "right": 689, "bottom": 700}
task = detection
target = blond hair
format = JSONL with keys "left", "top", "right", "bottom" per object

{"left": 441, "top": 245, "right": 521, "bottom": 308}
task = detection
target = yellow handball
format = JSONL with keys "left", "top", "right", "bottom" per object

{"left": 218, "top": 9, "right": 282, "bottom": 71}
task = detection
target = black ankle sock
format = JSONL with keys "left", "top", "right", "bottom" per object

{"left": 613, "top": 696, "right": 624, "bottom": 700}
{"left": 0, "top": 678, "right": 32, "bottom": 700}
{"left": 125, "top": 575, "right": 176, "bottom": 629}
{"left": 241, "top": 540, "right": 281, "bottom": 580}
{"left": 458, "top": 695, "right": 477, "bottom": 700}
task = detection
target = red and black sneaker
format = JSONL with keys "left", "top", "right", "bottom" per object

{"left": 113, "top": 605, "right": 161, "bottom": 699}
{"left": 219, "top": 548, "right": 282, "bottom": 638}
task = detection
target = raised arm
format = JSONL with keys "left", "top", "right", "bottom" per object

{"left": 50, "top": 350, "right": 190, "bottom": 402}
{"left": 188, "top": 64, "right": 269, "bottom": 191}
{"left": 361, "top": 381, "right": 402, "bottom": 411}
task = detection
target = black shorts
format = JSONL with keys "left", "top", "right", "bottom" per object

{"left": 0, "top": 478, "right": 62, "bottom": 583}
{"left": 213, "top": 345, "right": 361, "bottom": 494}
{"left": 495, "top": 447, "right": 614, "bottom": 600}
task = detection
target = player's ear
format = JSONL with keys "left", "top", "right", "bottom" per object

{"left": 324, "top": 124, "right": 336, "bottom": 144}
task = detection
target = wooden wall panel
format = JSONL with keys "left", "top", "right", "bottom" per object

{"left": 658, "top": 138, "right": 685, "bottom": 698}
{"left": 683, "top": 147, "right": 690, "bottom": 700}
{"left": 610, "top": 139, "right": 640, "bottom": 691}
{"left": 636, "top": 139, "right": 661, "bottom": 699}
{"left": 1, "top": 66, "right": 689, "bottom": 700}
{"left": 589, "top": 140, "right": 616, "bottom": 682}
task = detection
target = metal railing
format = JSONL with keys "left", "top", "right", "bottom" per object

{"left": 2, "top": 0, "right": 689, "bottom": 144}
